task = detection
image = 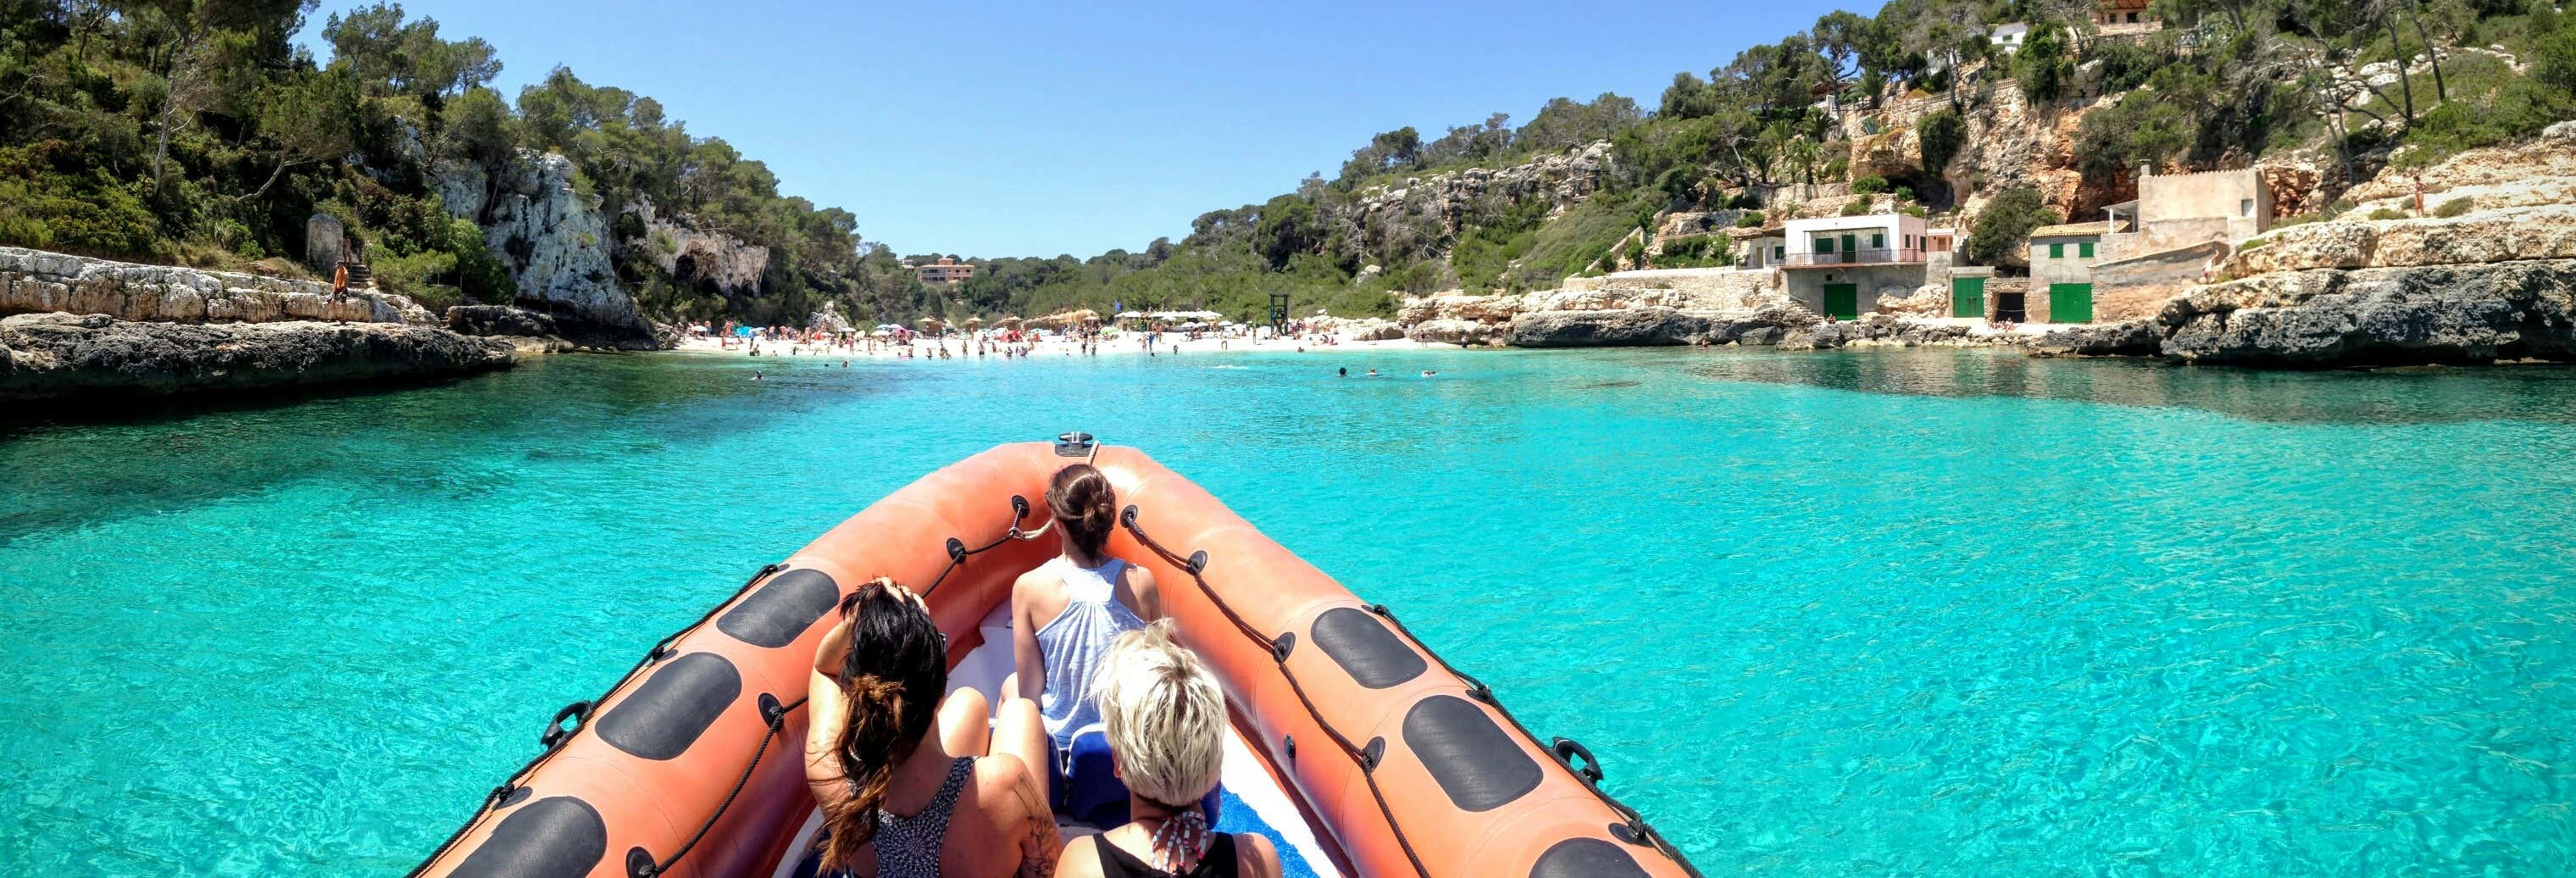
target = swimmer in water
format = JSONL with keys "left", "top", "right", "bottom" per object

{"left": 1337, "top": 367, "right": 1346, "bottom": 377}
{"left": 751, "top": 370, "right": 763, "bottom": 381}
{"left": 1365, "top": 369, "right": 1379, "bottom": 376}
{"left": 1421, "top": 370, "right": 1436, "bottom": 377}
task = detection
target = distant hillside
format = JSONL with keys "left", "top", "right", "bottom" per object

{"left": 5, "top": 0, "right": 2572, "bottom": 333}
{"left": 943, "top": 0, "right": 2576, "bottom": 323}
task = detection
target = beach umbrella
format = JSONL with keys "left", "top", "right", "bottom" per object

{"left": 1066, "top": 308, "right": 1100, "bottom": 325}
{"left": 995, "top": 315, "right": 1024, "bottom": 329}
{"left": 916, "top": 316, "right": 946, "bottom": 332}
{"left": 963, "top": 316, "right": 984, "bottom": 331}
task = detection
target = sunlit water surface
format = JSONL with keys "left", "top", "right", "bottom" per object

{"left": 4, "top": 347, "right": 2573, "bottom": 875}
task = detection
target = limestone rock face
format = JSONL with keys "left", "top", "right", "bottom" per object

{"left": 1507, "top": 308, "right": 1715, "bottom": 347}
{"left": 634, "top": 199, "right": 770, "bottom": 296}
{"left": 1311, "top": 315, "right": 1401, "bottom": 341}
{"left": 2158, "top": 259, "right": 2576, "bottom": 365}
{"left": 0, "top": 312, "right": 515, "bottom": 401}
{"left": 2034, "top": 320, "right": 2162, "bottom": 357}
{"left": 808, "top": 303, "right": 853, "bottom": 334}
{"left": 2224, "top": 206, "right": 2576, "bottom": 276}
{"left": 305, "top": 214, "right": 345, "bottom": 272}
{"left": 433, "top": 149, "right": 656, "bottom": 348}
{"left": 1406, "top": 319, "right": 1505, "bottom": 346}
{"left": 445, "top": 304, "right": 560, "bottom": 338}
{"left": 1344, "top": 142, "right": 1614, "bottom": 249}
{"left": 2, "top": 247, "right": 433, "bottom": 326}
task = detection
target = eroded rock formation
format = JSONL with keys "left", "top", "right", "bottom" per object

{"left": 0, "top": 312, "right": 515, "bottom": 402}
{"left": 434, "top": 150, "right": 656, "bottom": 348}
{"left": 2, "top": 247, "right": 434, "bottom": 325}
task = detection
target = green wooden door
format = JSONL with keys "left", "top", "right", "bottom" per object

{"left": 1951, "top": 276, "right": 1985, "bottom": 319}
{"left": 1823, "top": 284, "right": 1859, "bottom": 320}
{"left": 2047, "top": 282, "right": 2094, "bottom": 324}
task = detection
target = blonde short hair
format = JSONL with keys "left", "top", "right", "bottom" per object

{"left": 1090, "top": 620, "right": 1226, "bottom": 806}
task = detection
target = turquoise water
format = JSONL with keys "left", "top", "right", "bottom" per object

{"left": 4, "top": 347, "right": 2574, "bottom": 875}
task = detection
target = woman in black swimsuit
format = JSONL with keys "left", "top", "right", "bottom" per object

{"left": 1051, "top": 622, "right": 1282, "bottom": 878}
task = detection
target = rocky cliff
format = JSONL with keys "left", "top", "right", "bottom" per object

{"left": 434, "top": 149, "right": 658, "bottom": 348}
{"left": 2, "top": 247, "right": 436, "bottom": 325}
{"left": 633, "top": 199, "right": 770, "bottom": 297}
{"left": 1342, "top": 142, "right": 1614, "bottom": 252}
{"left": 0, "top": 312, "right": 516, "bottom": 402}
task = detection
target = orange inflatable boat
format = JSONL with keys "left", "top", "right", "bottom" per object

{"left": 410, "top": 436, "right": 1701, "bottom": 878}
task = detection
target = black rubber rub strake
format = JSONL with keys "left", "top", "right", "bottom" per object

{"left": 449, "top": 796, "right": 608, "bottom": 878}
{"left": 593, "top": 653, "right": 743, "bottom": 761}
{"left": 1311, "top": 606, "right": 1428, "bottom": 689}
{"left": 1402, "top": 694, "right": 1542, "bottom": 812}
{"left": 715, "top": 568, "right": 839, "bottom": 648}
{"left": 1530, "top": 837, "right": 1652, "bottom": 878}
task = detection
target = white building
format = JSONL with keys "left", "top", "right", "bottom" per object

{"left": 1990, "top": 22, "right": 2030, "bottom": 54}
{"left": 1778, "top": 213, "right": 1934, "bottom": 320}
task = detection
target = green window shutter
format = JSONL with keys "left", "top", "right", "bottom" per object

{"left": 2050, "top": 242, "right": 2065, "bottom": 258}
{"left": 1774, "top": 246, "right": 1785, "bottom": 260}
{"left": 1871, "top": 232, "right": 1885, "bottom": 249}
{"left": 2079, "top": 242, "right": 2095, "bottom": 258}
{"left": 1818, "top": 237, "right": 1835, "bottom": 253}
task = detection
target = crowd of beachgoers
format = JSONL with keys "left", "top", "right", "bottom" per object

{"left": 672, "top": 320, "right": 1432, "bottom": 360}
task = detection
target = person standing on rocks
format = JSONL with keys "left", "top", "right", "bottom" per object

{"left": 330, "top": 260, "right": 349, "bottom": 303}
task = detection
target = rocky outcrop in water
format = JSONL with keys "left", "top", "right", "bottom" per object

{"left": 1507, "top": 306, "right": 1816, "bottom": 347}
{"left": 2157, "top": 259, "right": 2576, "bottom": 365}
{"left": 433, "top": 150, "right": 658, "bottom": 348}
{"left": 2034, "top": 320, "right": 2162, "bottom": 357}
{"left": 0, "top": 312, "right": 515, "bottom": 402}
{"left": 2, "top": 247, "right": 435, "bottom": 325}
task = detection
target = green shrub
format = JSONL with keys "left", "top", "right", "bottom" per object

{"left": 2367, "top": 208, "right": 2406, "bottom": 220}
{"left": 1725, "top": 192, "right": 1762, "bottom": 209}
{"left": 2237, "top": 237, "right": 2268, "bottom": 253}
{"left": 2273, "top": 213, "right": 2326, "bottom": 229}
{"left": 1965, "top": 187, "right": 2059, "bottom": 268}
{"left": 1902, "top": 204, "right": 1928, "bottom": 218}
{"left": 1735, "top": 210, "right": 1767, "bottom": 227}
{"left": 1841, "top": 197, "right": 1874, "bottom": 216}
{"left": 2434, "top": 197, "right": 2474, "bottom": 218}
{"left": 1852, "top": 175, "right": 1890, "bottom": 194}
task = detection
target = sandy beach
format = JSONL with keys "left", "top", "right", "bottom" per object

{"left": 671, "top": 331, "right": 1448, "bottom": 359}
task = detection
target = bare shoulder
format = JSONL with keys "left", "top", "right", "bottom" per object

{"left": 1233, "top": 832, "right": 1280, "bottom": 878}
{"left": 1054, "top": 836, "right": 1103, "bottom": 878}
{"left": 975, "top": 753, "right": 1046, "bottom": 821}
{"left": 1124, "top": 564, "right": 1161, "bottom": 617}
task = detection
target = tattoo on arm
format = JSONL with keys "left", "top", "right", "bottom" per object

{"left": 1014, "top": 773, "right": 1062, "bottom": 878}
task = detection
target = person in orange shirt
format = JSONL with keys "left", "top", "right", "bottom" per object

{"left": 330, "top": 261, "right": 349, "bottom": 302}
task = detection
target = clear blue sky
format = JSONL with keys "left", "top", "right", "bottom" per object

{"left": 298, "top": 1, "right": 1847, "bottom": 258}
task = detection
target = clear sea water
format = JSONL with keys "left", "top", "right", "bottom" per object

{"left": 4, "top": 347, "right": 2573, "bottom": 875}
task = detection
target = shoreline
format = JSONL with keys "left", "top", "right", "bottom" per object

{"left": 669, "top": 332, "right": 1452, "bottom": 359}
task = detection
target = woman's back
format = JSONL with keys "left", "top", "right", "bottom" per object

{"left": 1028, "top": 556, "right": 1149, "bottom": 746}
{"left": 829, "top": 754, "right": 1052, "bottom": 878}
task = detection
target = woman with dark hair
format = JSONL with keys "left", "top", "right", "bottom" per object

{"left": 1008, "top": 464, "right": 1163, "bottom": 824}
{"left": 806, "top": 579, "right": 1058, "bottom": 877}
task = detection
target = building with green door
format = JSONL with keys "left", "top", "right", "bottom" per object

{"left": 2024, "top": 220, "right": 2123, "bottom": 323}
{"left": 1777, "top": 213, "right": 1934, "bottom": 320}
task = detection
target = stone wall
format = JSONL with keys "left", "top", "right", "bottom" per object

{"left": 1558, "top": 267, "right": 1778, "bottom": 309}
{"left": 2223, "top": 205, "right": 2576, "bottom": 276}
{"left": 1, "top": 247, "right": 435, "bottom": 326}
{"left": 2138, "top": 168, "right": 2268, "bottom": 232}
{"left": 2090, "top": 241, "right": 2224, "bottom": 321}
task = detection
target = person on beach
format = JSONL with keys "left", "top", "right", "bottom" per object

{"left": 1052, "top": 622, "right": 1281, "bottom": 878}
{"left": 330, "top": 260, "right": 349, "bottom": 302}
{"left": 808, "top": 579, "right": 1060, "bottom": 878}
{"left": 1010, "top": 464, "right": 1163, "bottom": 825}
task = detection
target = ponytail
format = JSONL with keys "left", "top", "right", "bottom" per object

{"left": 819, "top": 579, "right": 947, "bottom": 867}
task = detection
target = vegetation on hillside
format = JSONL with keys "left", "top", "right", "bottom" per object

{"left": 0, "top": 0, "right": 922, "bottom": 323}
{"left": 4, "top": 0, "right": 2572, "bottom": 326}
